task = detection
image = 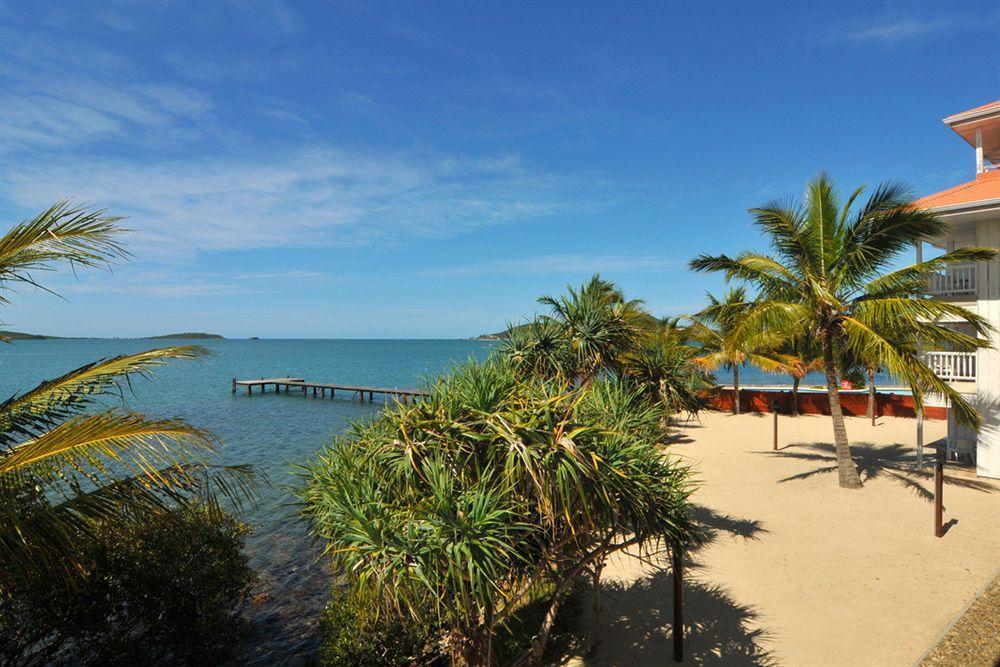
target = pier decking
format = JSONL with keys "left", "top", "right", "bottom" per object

{"left": 232, "top": 377, "right": 427, "bottom": 403}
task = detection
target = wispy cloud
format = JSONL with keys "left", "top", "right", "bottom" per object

{"left": 835, "top": 13, "right": 998, "bottom": 46}
{"left": 420, "top": 254, "right": 682, "bottom": 278}
{"left": 2, "top": 149, "right": 587, "bottom": 256}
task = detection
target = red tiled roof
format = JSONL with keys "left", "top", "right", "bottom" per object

{"left": 915, "top": 170, "right": 1000, "bottom": 210}
{"left": 944, "top": 100, "right": 1000, "bottom": 124}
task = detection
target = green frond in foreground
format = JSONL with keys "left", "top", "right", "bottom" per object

{"left": 0, "top": 200, "right": 128, "bottom": 306}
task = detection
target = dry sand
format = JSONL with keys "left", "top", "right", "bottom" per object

{"left": 564, "top": 411, "right": 1000, "bottom": 666}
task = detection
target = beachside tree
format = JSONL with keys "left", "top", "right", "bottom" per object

{"left": 622, "top": 319, "right": 712, "bottom": 423}
{"left": 0, "top": 201, "right": 254, "bottom": 588}
{"left": 690, "top": 173, "right": 996, "bottom": 488}
{"left": 536, "top": 275, "right": 645, "bottom": 382}
{"left": 688, "top": 287, "right": 788, "bottom": 415}
{"left": 299, "top": 359, "right": 697, "bottom": 666}
{"left": 777, "top": 333, "right": 823, "bottom": 416}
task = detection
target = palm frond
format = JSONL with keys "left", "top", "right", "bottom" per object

{"left": 0, "top": 346, "right": 210, "bottom": 448}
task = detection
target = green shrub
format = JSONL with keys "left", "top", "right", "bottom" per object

{"left": 320, "top": 585, "right": 438, "bottom": 666}
{"left": 0, "top": 503, "right": 256, "bottom": 665}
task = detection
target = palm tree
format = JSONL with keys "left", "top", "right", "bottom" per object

{"left": 537, "top": 275, "right": 645, "bottom": 382}
{"left": 778, "top": 334, "right": 823, "bottom": 416}
{"left": 688, "top": 287, "right": 788, "bottom": 415}
{"left": 690, "top": 173, "right": 996, "bottom": 488}
{"left": 0, "top": 201, "right": 253, "bottom": 587}
{"left": 497, "top": 317, "right": 570, "bottom": 380}
{"left": 622, "top": 321, "right": 712, "bottom": 425}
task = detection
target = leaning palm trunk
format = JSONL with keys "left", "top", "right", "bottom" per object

{"left": 823, "top": 336, "right": 862, "bottom": 488}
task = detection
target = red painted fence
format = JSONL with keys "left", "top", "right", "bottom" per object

{"left": 709, "top": 388, "right": 947, "bottom": 420}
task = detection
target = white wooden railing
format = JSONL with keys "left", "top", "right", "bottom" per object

{"left": 923, "top": 351, "right": 977, "bottom": 381}
{"left": 927, "top": 263, "right": 977, "bottom": 297}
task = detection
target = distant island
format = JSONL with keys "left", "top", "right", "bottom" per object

{"left": 0, "top": 330, "right": 56, "bottom": 340}
{"left": 0, "top": 330, "right": 225, "bottom": 340}
{"left": 146, "top": 333, "right": 225, "bottom": 340}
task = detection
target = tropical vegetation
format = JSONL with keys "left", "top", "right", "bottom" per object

{"left": 0, "top": 201, "right": 257, "bottom": 661}
{"left": 302, "top": 277, "right": 706, "bottom": 666}
{"left": 687, "top": 286, "right": 789, "bottom": 415}
{"left": 690, "top": 173, "right": 997, "bottom": 488}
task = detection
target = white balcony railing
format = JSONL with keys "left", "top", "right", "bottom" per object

{"left": 927, "top": 263, "right": 977, "bottom": 297}
{"left": 923, "top": 351, "right": 977, "bottom": 381}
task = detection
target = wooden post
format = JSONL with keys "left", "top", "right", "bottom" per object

{"left": 302, "top": 385, "right": 306, "bottom": 395}
{"left": 771, "top": 400, "right": 779, "bottom": 451}
{"left": 934, "top": 456, "right": 944, "bottom": 538}
{"left": 232, "top": 378, "right": 236, "bottom": 393}
{"left": 247, "top": 385, "right": 251, "bottom": 395}
{"left": 672, "top": 545, "right": 684, "bottom": 662}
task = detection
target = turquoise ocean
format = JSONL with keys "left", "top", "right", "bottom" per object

{"left": 0, "top": 338, "right": 895, "bottom": 662}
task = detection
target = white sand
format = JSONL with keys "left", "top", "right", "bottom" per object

{"left": 566, "top": 412, "right": 999, "bottom": 666}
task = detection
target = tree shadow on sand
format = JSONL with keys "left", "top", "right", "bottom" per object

{"left": 756, "top": 442, "right": 996, "bottom": 502}
{"left": 563, "top": 506, "right": 775, "bottom": 666}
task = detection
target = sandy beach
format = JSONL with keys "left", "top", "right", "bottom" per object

{"left": 565, "top": 411, "right": 1000, "bottom": 666}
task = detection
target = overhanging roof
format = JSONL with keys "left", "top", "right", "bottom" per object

{"left": 943, "top": 100, "right": 1000, "bottom": 163}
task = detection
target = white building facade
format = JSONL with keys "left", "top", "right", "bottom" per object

{"left": 916, "top": 101, "right": 1000, "bottom": 479}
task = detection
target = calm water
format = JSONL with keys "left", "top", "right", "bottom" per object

{"left": 0, "top": 339, "right": 896, "bottom": 662}
{"left": 0, "top": 338, "right": 494, "bottom": 664}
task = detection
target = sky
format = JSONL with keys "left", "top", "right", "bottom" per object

{"left": 1, "top": 0, "right": 998, "bottom": 338}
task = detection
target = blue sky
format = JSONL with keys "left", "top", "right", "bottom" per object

{"left": 1, "top": 0, "right": 997, "bottom": 338}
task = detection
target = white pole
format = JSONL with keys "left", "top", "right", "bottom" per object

{"left": 917, "top": 407, "right": 924, "bottom": 468}
{"left": 975, "top": 128, "right": 984, "bottom": 174}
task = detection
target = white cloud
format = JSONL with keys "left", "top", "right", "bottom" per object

{"left": 837, "top": 13, "right": 998, "bottom": 46}
{"left": 2, "top": 149, "right": 585, "bottom": 256}
{"left": 420, "top": 254, "right": 682, "bottom": 278}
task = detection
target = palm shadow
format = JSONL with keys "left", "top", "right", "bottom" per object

{"left": 566, "top": 506, "right": 774, "bottom": 666}
{"left": 756, "top": 442, "right": 995, "bottom": 502}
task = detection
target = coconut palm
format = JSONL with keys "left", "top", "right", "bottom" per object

{"left": 777, "top": 334, "right": 824, "bottom": 416}
{"left": 0, "top": 201, "right": 253, "bottom": 587}
{"left": 690, "top": 173, "right": 996, "bottom": 488}
{"left": 688, "top": 287, "right": 789, "bottom": 415}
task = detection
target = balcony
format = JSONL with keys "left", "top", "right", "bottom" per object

{"left": 923, "top": 350, "right": 977, "bottom": 381}
{"left": 927, "top": 263, "right": 977, "bottom": 297}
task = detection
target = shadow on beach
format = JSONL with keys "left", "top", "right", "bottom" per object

{"left": 562, "top": 506, "right": 775, "bottom": 666}
{"left": 758, "top": 442, "right": 996, "bottom": 501}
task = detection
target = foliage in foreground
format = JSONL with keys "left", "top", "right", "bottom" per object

{"left": 0, "top": 502, "right": 256, "bottom": 665}
{"left": 301, "top": 359, "right": 697, "bottom": 665}
{"left": 0, "top": 201, "right": 257, "bottom": 589}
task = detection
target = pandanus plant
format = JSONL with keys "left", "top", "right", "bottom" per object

{"left": 690, "top": 173, "right": 996, "bottom": 488}
{"left": 300, "top": 360, "right": 698, "bottom": 666}
{"left": 0, "top": 202, "right": 254, "bottom": 589}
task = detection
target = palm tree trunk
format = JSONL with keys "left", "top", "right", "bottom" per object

{"left": 587, "top": 558, "right": 606, "bottom": 656}
{"left": 866, "top": 367, "right": 876, "bottom": 426}
{"left": 823, "top": 336, "right": 862, "bottom": 489}
{"left": 732, "top": 365, "right": 741, "bottom": 415}
{"left": 791, "top": 375, "right": 800, "bottom": 416}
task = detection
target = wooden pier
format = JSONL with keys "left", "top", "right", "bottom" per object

{"left": 232, "top": 377, "right": 427, "bottom": 404}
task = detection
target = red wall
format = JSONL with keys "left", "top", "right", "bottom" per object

{"left": 709, "top": 388, "right": 947, "bottom": 420}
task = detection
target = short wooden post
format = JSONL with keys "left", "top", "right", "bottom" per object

{"left": 771, "top": 400, "right": 779, "bottom": 451}
{"left": 934, "top": 456, "right": 944, "bottom": 538}
{"left": 302, "top": 385, "right": 306, "bottom": 395}
{"left": 247, "top": 385, "right": 251, "bottom": 395}
{"left": 231, "top": 378, "right": 236, "bottom": 393}
{"left": 672, "top": 545, "right": 684, "bottom": 662}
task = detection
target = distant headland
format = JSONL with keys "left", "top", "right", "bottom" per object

{"left": 0, "top": 330, "right": 226, "bottom": 340}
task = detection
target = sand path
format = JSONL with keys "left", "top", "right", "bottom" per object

{"left": 566, "top": 411, "right": 999, "bottom": 666}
